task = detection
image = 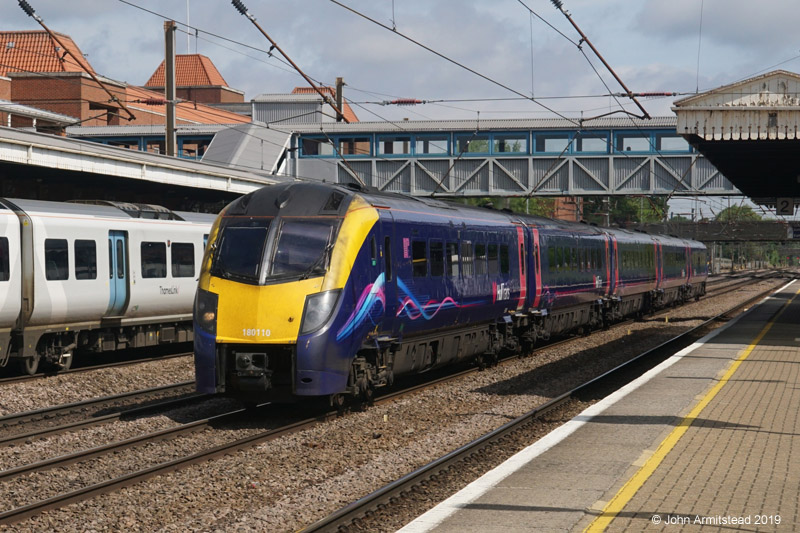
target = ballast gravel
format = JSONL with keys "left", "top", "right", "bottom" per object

{"left": 0, "top": 277, "right": 788, "bottom": 532}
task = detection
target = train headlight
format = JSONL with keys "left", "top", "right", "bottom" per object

{"left": 194, "top": 288, "right": 218, "bottom": 335}
{"left": 300, "top": 289, "right": 341, "bottom": 335}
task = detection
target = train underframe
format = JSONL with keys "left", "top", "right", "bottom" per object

{"left": 1, "top": 318, "right": 194, "bottom": 375}
{"left": 216, "top": 281, "right": 707, "bottom": 406}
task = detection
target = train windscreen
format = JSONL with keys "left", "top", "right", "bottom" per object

{"left": 269, "top": 220, "right": 336, "bottom": 279}
{"left": 212, "top": 217, "right": 272, "bottom": 283}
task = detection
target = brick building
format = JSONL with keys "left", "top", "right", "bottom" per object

{"left": 144, "top": 54, "right": 245, "bottom": 105}
{"left": 0, "top": 30, "right": 248, "bottom": 128}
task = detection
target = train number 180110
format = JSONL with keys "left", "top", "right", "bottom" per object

{"left": 242, "top": 328, "right": 271, "bottom": 337}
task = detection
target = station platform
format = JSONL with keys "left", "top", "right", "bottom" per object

{"left": 400, "top": 279, "right": 800, "bottom": 532}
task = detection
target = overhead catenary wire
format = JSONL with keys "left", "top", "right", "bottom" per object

{"left": 16, "top": 0, "right": 136, "bottom": 121}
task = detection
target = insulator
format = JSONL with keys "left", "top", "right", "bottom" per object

{"left": 18, "top": 0, "right": 36, "bottom": 17}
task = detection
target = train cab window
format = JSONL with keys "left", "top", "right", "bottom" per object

{"left": 475, "top": 243, "right": 487, "bottom": 275}
{"left": 412, "top": 240, "right": 427, "bottom": 277}
{"left": 0, "top": 237, "right": 8, "bottom": 282}
{"left": 213, "top": 218, "right": 272, "bottom": 282}
{"left": 370, "top": 237, "right": 377, "bottom": 266}
{"left": 74, "top": 240, "right": 97, "bottom": 280}
{"left": 460, "top": 241, "right": 474, "bottom": 277}
{"left": 171, "top": 243, "right": 195, "bottom": 278}
{"left": 430, "top": 241, "right": 444, "bottom": 277}
{"left": 44, "top": 239, "right": 68, "bottom": 280}
{"left": 141, "top": 242, "right": 167, "bottom": 278}
{"left": 488, "top": 244, "right": 499, "bottom": 275}
{"left": 500, "top": 244, "right": 510, "bottom": 274}
{"left": 446, "top": 242, "right": 459, "bottom": 277}
{"left": 270, "top": 220, "right": 336, "bottom": 278}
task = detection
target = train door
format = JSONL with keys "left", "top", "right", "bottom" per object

{"left": 655, "top": 242, "right": 663, "bottom": 289}
{"left": 515, "top": 227, "right": 527, "bottom": 311}
{"left": 378, "top": 212, "right": 397, "bottom": 337}
{"left": 106, "top": 230, "right": 128, "bottom": 316}
{"left": 608, "top": 235, "right": 619, "bottom": 295}
{"left": 529, "top": 227, "right": 542, "bottom": 308}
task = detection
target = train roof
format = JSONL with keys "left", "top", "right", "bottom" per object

{"left": 0, "top": 198, "right": 214, "bottom": 223}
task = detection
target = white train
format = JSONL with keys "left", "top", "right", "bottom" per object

{"left": 0, "top": 198, "right": 214, "bottom": 374}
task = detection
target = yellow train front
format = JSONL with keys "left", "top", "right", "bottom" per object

{"left": 194, "top": 182, "right": 382, "bottom": 402}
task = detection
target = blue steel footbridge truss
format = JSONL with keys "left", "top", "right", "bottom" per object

{"left": 289, "top": 117, "right": 738, "bottom": 197}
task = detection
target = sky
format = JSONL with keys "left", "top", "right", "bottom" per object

{"left": 5, "top": 0, "right": 800, "bottom": 220}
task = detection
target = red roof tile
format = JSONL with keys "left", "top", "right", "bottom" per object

{"left": 0, "top": 30, "right": 95, "bottom": 77}
{"left": 145, "top": 54, "right": 229, "bottom": 87}
{"left": 126, "top": 85, "right": 249, "bottom": 125}
{"left": 291, "top": 86, "right": 358, "bottom": 122}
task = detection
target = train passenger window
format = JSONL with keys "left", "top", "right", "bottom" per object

{"left": 548, "top": 247, "right": 556, "bottom": 271}
{"left": 141, "top": 242, "right": 167, "bottom": 278}
{"left": 475, "top": 244, "right": 487, "bottom": 275}
{"left": 44, "top": 239, "right": 68, "bottom": 280}
{"left": 412, "top": 241, "right": 427, "bottom": 277}
{"left": 446, "top": 242, "right": 459, "bottom": 277}
{"left": 74, "top": 240, "right": 97, "bottom": 280}
{"left": 488, "top": 244, "right": 499, "bottom": 275}
{"left": 0, "top": 237, "right": 8, "bottom": 282}
{"left": 430, "top": 241, "right": 444, "bottom": 277}
{"left": 461, "top": 241, "right": 474, "bottom": 277}
{"left": 500, "top": 244, "right": 510, "bottom": 274}
{"left": 171, "top": 243, "right": 195, "bottom": 277}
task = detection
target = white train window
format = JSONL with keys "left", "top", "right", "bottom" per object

{"left": 171, "top": 242, "right": 195, "bottom": 278}
{"left": 141, "top": 242, "right": 167, "bottom": 278}
{"left": 44, "top": 239, "right": 69, "bottom": 280}
{"left": 0, "top": 237, "right": 8, "bottom": 281}
{"left": 74, "top": 240, "right": 97, "bottom": 280}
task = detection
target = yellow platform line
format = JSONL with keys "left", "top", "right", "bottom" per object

{"left": 584, "top": 285, "right": 800, "bottom": 532}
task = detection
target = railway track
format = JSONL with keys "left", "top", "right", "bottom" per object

{"left": 0, "top": 273, "right": 786, "bottom": 527}
{"left": 0, "top": 382, "right": 200, "bottom": 445}
{"left": 0, "top": 352, "right": 192, "bottom": 386}
{"left": 298, "top": 277, "right": 788, "bottom": 532}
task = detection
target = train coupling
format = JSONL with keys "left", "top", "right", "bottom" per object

{"left": 232, "top": 351, "right": 272, "bottom": 392}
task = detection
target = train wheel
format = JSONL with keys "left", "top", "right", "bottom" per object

{"left": 330, "top": 393, "right": 347, "bottom": 415}
{"left": 59, "top": 352, "right": 74, "bottom": 371}
{"left": 19, "top": 354, "right": 40, "bottom": 375}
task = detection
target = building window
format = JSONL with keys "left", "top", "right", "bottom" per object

{"left": 377, "top": 135, "right": 412, "bottom": 155}
{"left": 616, "top": 133, "right": 652, "bottom": 152}
{"left": 493, "top": 134, "right": 528, "bottom": 154}
{"left": 574, "top": 133, "right": 609, "bottom": 153}
{"left": 656, "top": 133, "right": 690, "bottom": 152}
{"left": 455, "top": 134, "right": 490, "bottom": 155}
{"left": 534, "top": 134, "right": 571, "bottom": 154}
{"left": 141, "top": 242, "right": 167, "bottom": 278}
{"left": 338, "top": 136, "right": 371, "bottom": 156}
{"left": 416, "top": 135, "right": 449, "bottom": 156}
{"left": 301, "top": 136, "right": 334, "bottom": 156}
{"left": 74, "top": 240, "right": 97, "bottom": 280}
